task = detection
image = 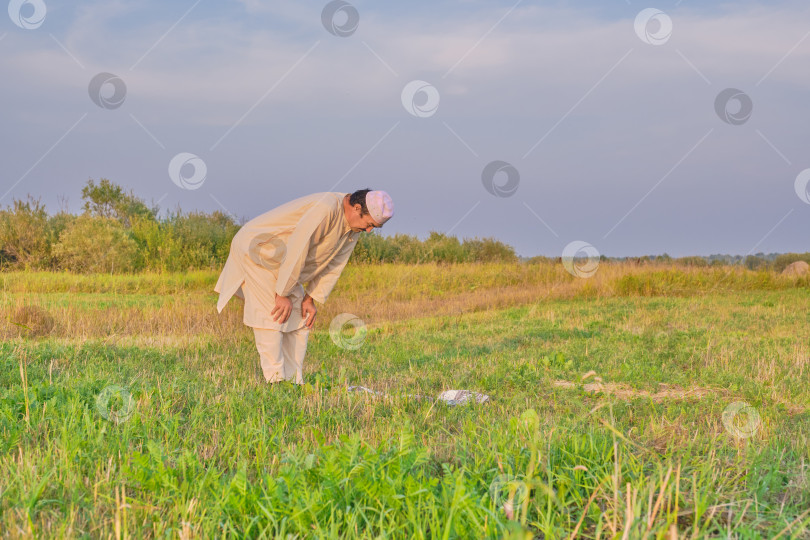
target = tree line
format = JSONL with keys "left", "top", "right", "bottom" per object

{"left": 0, "top": 179, "right": 518, "bottom": 273}
{"left": 3, "top": 179, "right": 807, "bottom": 273}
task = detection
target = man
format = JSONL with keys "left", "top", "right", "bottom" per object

{"left": 214, "top": 189, "right": 394, "bottom": 385}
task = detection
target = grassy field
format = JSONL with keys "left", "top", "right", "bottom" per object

{"left": 1, "top": 262, "right": 809, "bottom": 538}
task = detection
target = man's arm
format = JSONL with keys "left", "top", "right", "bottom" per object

{"left": 305, "top": 235, "right": 357, "bottom": 304}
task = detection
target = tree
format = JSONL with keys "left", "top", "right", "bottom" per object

{"left": 81, "top": 178, "right": 157, "bottom": 227}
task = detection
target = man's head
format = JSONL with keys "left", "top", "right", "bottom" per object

{"left": 344, "top": 189, "right": 394, "bottom": 232}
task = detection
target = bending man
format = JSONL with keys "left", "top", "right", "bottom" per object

{"left": 214, "top": 189, "right": 394, "bottom": 384}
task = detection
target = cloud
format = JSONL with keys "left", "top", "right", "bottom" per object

{"left": 3, "top": 1, "right": 809, "bottom": 125}
{"left": 2, "top": 0, "right": 809, "bottom": 256}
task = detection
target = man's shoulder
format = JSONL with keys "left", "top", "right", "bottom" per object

{"left": 281, "top": 192, "right": 340, "bottom": 210}
{"left": 308, "top": 192, "right": 345, "bottom": 207}
{"left": 273, "top": 192, "right": 344, "bottom": 215}
{"left": 302, "top": 192, "right": 345, "bottom": 216}
{"left": 242, "top": 192, "right": 340, "bottom": 226}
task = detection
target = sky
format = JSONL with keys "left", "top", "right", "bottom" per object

{"left": 2, "top": 0, "right": 810, "bottom": 258}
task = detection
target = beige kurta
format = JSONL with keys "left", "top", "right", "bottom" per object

{"left": 214, "top": 192, "right": 360, "bottom": 331}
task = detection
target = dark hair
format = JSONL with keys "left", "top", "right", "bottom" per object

{"left": 349, "top": 188, "right": 372, "bottom": 216}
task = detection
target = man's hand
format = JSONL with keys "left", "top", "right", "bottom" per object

{"left": 271, "top": 293, "right": 292, "bottom": 323}
{"left": 302, "top": 293, "right": 317, "bottom": 329}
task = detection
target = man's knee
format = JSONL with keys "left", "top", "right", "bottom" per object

{"left": 253, "top": 327, "right": 280, "bottom": 349}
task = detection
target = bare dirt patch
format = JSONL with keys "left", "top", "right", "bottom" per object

{"left": 552, "top": 379, "right": 716, "bottom": 401}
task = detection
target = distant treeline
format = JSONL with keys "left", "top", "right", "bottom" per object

{"left": 524, "top": 253, "right": 810, "bottom": 273}
{"left": 1, "top": 179, "right": 807, "bottom": 273}
{"left": 0, "top": 179, "right": 518, "bottom": 273}
{"left": 590, "top": 252, "right": 808, "bottom": 272}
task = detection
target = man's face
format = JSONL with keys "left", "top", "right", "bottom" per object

{"left": 347, "top": 203, "right": 383, "bottom": 233}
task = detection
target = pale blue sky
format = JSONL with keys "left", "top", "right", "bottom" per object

{"left": 2, "top": 0, "right": 809, "bottom": 257}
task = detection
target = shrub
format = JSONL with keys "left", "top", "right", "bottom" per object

{"left": 163, "top": 211, "right": 239, "bottom": 271}
{"left": 0, "top": 196, "right": 52, "bottom": 269}
{"left": 424, "top": 232, "right": 468, "bottom": 263}
{"left": 350, "top": 233, "right": 520, "bottom": 264}
{"left": 352, "top": 232, "right": 400, "bottom": 264}
{"left": 390, "top": 234, "right": 429, "bottom": 264}
{"left": 463, "top": 237, "right": 518, "bottom": 263}
{"left": 52, "top": 215, "right": 139, "bottom": 273}
{"left": 129, "top": 215, "right": 171, "bottom": 271}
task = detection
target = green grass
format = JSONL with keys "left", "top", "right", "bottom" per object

{"left": 1, "top": 270, "right": 809, "bottom": 538}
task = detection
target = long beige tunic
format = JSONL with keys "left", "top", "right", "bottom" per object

{"left": 214, "top": 192, "right": 360, "bottom": 331}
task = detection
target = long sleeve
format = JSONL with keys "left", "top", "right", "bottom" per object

{"left": 305, "top": 234, "right": 357, "bottom": 304}
{"left": 274, "top": 203, "right": 330, "bottom": 297}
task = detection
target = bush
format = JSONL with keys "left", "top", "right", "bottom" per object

{"left": 0, "top": 196, "right": 52, "bottom": 269}
{"left": 424, "top": 232, "right": 468, "bottom": 263}
{"left": 352, "top": 232, "right": 400, "bottom": 263}
{"left": 350, "top": 232, "right": 518, "bottom": 264}
{"left": 163, "top": 211, "right": 239, "bottom": 271}
{"left": 48, "top": 212, "right": 77, "bottom": 248}
{"left": 463, "top": 237, "right": 518, "bottom": 263}
{"left": 390, "top": 234, "right": 429, "bottom": 264}
{"left": 52, "top": 215, "right": 139, "bottom": 273}
{"left": 129, "top": 215, "right": 171, "bottom": 271}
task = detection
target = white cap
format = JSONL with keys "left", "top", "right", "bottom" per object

{"left": 365, "top": 190, "right": 394, "bottom": 225}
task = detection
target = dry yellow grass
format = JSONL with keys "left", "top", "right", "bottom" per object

{"left": 2, "top": 261, "right": 805, "bottom": 340}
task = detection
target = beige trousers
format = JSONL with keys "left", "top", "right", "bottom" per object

{"left": 252, "top": 326, "right": 311, "bottom": 385}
